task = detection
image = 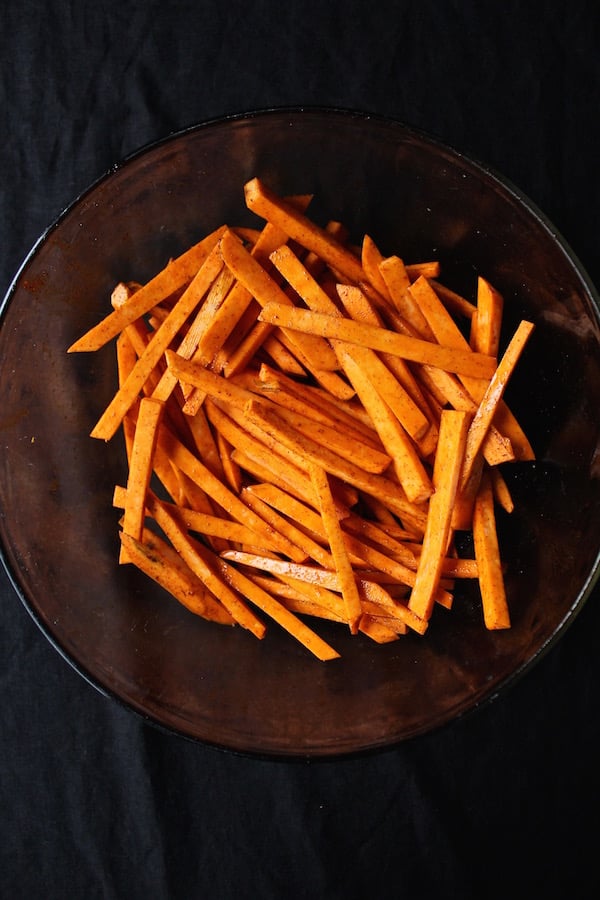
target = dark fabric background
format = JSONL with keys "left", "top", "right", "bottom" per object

{"left": 1, "top": 2, "right": 599, "bottom": 898}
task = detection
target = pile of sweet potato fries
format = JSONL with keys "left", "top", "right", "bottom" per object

{"left": 68, "top": 178, "right": 535, "bottom": 660}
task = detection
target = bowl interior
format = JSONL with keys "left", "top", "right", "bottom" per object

{"left": 1, "top": 108, "right": 600, "bottom": 758}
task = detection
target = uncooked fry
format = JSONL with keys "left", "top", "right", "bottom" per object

{"left": 211, "top": 556, "right": 341, "bottom": 660}
{"left": 204, "top": 397, "right": 321, "bottom": 495}
{"left": 245, "top": 572, "right": 346, "bottom": 620}
{"left": 267, "top": 331, "right": 356, "bottom": 402}
{"left": 490, "top": 467, "right": 515, "bottom": 514}
{"left": 243, "top": 398, "right": 428, "bottom": 533}
{"left": 379, "top": 255, "right": 435, "bottom": 339}
{"left": 244, "top": 177, "right": 366, "bottom": 284}
{"left": 116, "top": 334, "right": 137, "bottom": 458}
{"left": 152, "top": 266, "right": 236, "bottom": 403}
{"left": 451, "top": 453, "right": 484, "bottom": 531}
{"left": 408, "top": 410, "right": 471, "bottom": 621}
{"left": 258, "top": 299, "right": 497, "bottom": 380}
{"left": 429, "top": 278, "right": 476, "bottom": 319}
{"left": 341, "top": 511, "right": 418, "bottom": 567}
{"left": 246, "top": 482, "right": 332, "bottom": 543}
{"left": 221, "top": 550, "right": 348, "bottom": 591}
{"left": 336, "top": 346, "right": 433, "bottom": 504}
{"left": 405, "top": 261, "right": 441, "bottom": 281}
{"left": 149, "top": 495, "right": 267, "bottom": 637}
{"left": 460, "top": 320, "right": 534, "bottom": 490}
{"left": 471, "top": 276, "right": 504, "bottom": 357}
{"left": 357, "top": 615, "right": 403, "bottom": 643}
{"left": 156, "top": 421, "right": 303, "bottom": 560}
{"left": 269, "top": 246, "right": 430, "bottom": 442}
{"left": 121, "top": 396, "right": 164, "bottom": 545}
{"left": 472, "top": 470, "right": 511, "bottom": 629}
{"left": 268, "top": 403, "right": 391, "bottom": 474}
{"left": 416, "top": 362, "right": 515, "bottom": 467}
{"left": 185, "top": 404, "right": 224, "bottom": 479}
{"left": 119, "top": 530, "right": 234, "bottom": 625}
{"left": 361, "top": 234, "right": 394, "bottom": 304}
{"left": 261, "top": 333, "right": 307, "bottom": 375}
{"left": 90, "top": 243, "right": 225, "bottom": 440}
{"left": 342, "top": 528, "right": 454, "bottom": 609}
{"left": 237, "top": 446, "right": 316, "bottom": 509}
{"left": 215, "top": 428, "right": 243, "bottom": 494}
{"left": 114, "top": 484, "right": 262, "bottom": 546}
{"left": 308, "top": 461, "right": 363, "bottom": 633}
{"left": 242, "top": 487, "right": 334, "bottom": 568}
{"left": 414, "top": 274, "right": 533, "bottom": 462}
{"left": 357, "top": 581, "right": 428, "bottom": 634}
{"left": 219, "top": 228, "right": 339, "bottom": 372}
{"left": 68, "top": 225, "right": 226, "bottom": 353}
{"left": 256, "top": 362, "right": 379, "bottom": 445}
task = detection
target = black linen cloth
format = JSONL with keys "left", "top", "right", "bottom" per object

{"left": 1, "top": 2, "right": 599, "bottom": 898}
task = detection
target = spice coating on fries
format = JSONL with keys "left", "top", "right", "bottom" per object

{"left": 69, "top": 178, "right": 535, "bottom": 659}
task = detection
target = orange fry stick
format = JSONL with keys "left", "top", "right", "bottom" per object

{"left": 243, "top": 398, "right": 428, "bottom": 533}
{"left": 210, "top": 556, "right": 341, "bottom": 660}
{"left": 119, "top": 530, "right": 235, "bottom": 625}
{"left": 308, "top": 461, "right": 363, "bottom": 633}
{"left": 379, "top": 255, "right": 434, "bottom": 338}
{"left": 152, "top": 266, "right": 235, "bottom": 403}
{"left": 361, "top": 234, "right": 394, "bottom": 304}
{"left": 472, "top": 470, "right": 511, "bottom": 629}
{"left": 120, "top": 396, "right": 164, "bottom": 548}
{"left": 471, "top": 276, "right": 504, "bottom": 357}
{"left": 90, "top": 243, "right": 224, "bottom": 440}
{"left": 244, "top": 176, "right": 366, "bottom": 284}
{"left": 241, "top": 487, "right": 334, "bottom": 568}
{"left": 408, "top": 409, "right": 471, "bottom": 621}
{"left": 336, "top": 346, "right": 434, "bottom": 504}
{"left": 149, "top": 497, "right": 266, "bottom": 638}
{"left": 460, "top": 320, "right": 535, "bottom": 490}
{"left": 258, "top": 298, "right": 497, "bottom": 380}
{"left": 219, "top": 228, "right": 339, "bottom": 372}
{"left": 113, "top": 484, "right": 262, "bottom": 547}
{"left": 68, "top": 225, "right": 226, "bottom": 353}
{"left": 270, "top": 246, "right": 430, "bottom": 441}
{"left": 156, "top": 422, "right": 303, "bottom": 560}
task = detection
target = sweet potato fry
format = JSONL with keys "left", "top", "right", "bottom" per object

{"left": 336, "top": 346, "right": 433, "bottom": 504}
{"left": 121, "top": 396, "right": 164, "bottom": 545}
{"left": 244, "top": 177, "right": 366, "bottom": 284}
{"left": 149, "top": 497, "right": 267, "bottom": 638}
{"left": 243, "top": 398, "right": 428, "bottom": 533}
{"left": 460, "top": 319, "right": 534, "bottom": 489}
{"left": 68, "top": 225, "right": 226, "bottom": 353}
{"left": 156, "top": 421, "right": 304, "bottom": 560}
{"left": 219, "top": 228, "right": 339, "bottom": 373}
{"left": 119, "top": 530, "right": 234, "bottom": 625}
{"left": 361, "top": 234, "right": 394, "bottom": 304}
{"left": 210, "top": 556, "right": 341, "bottom": 660}
{"left": 471, "top": 276, "right": 504, "bottom": 357}
{"left": 408, "top": 410, "right": 471, "bottom": 621}
{"left": 472, "top": 470, "right": 511, "bottom": 629}
{"left": 258, "top": 298, "right": 498, "bottom": 380}
{"left": 114, "top": 484, "right": 262, "bottom": 546}
{"left": 90, "top": 243, "right": 225, "bottom": 440}
{"left": 308, "top": 461, "right": 363, "bottom": 633}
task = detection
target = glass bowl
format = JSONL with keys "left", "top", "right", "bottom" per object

{"left": 1, "top": 108, "right": 600, "bottom": 759}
